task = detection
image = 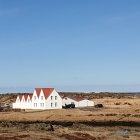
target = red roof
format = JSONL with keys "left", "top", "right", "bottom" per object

{"left": 35, "top": 88, "right": 42, "bottom": 97}
{"left": 18, "top": 95, "right": 23, "bottom": 101}
{"left": 35, "top": 88, "right": 54, "bottom": 99}
{"left": 42, "top": 88, "right": 54, "bottom": 99}
{"left": 29, "top": 94, "right": 33, "bottom": 100}
{"left": 24, "top": 95, "right": 28, "bottom": 101}
{"left": 18, "top": 94, "right": 32, "bottom": 102}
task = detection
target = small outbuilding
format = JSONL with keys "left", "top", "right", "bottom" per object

{"left": 62, "top": 96, "right": 94, "bottom": 108}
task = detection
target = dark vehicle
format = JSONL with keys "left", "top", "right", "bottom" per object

{"left": 0, "top": 106, "right": 3, "bottom": 112}
{"left": 62, "top": 103, "right": 75, "bottom": 109}
{"left": 95, "top": 104, "right": 103, "bottom": 108}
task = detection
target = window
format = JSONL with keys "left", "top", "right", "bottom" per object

{"left": 55, "top": 102, "right": 57, "bottom": 107}
{"left": 34, "top": 96, "right": 36, "bottom": 100}
{"left": 41, "top": 96, "right": 43, "bottom": 100}
{"left": 34, "top": 103, "right": 37, "bottom": 108}
{"left": 55, "top": 96, "right": 57, "bottom": 100}
{"left": 28, "top": 99, "right": 30, "bottom": 102}
{"left": 65, "top": 97, "right": 67, "bottom": 100}
{"left": 51, "top": 103, "right": 53, "bottom": 107}
{"left": 40, "top": 103, "right": 44, "bottom": 107}
{"left": 51, "top": 96, "right": 53, "bottom": 100}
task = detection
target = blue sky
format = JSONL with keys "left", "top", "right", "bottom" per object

{"left": 0, "top": 0, "right": 140, "bottom": 93}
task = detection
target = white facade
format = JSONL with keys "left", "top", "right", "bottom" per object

{"left": 78, "top": 99, "right": 94, "bottom": 107}
{"left": 62, "top": 97, "right": 79, "bottom": 107}
{"left": 13, "top": 95, "right": 32, "bottom": 109}
{"left": 13, "top": 95, "right": 22, "bottom": 109}
{"left": 62, "top": 97, "right": 94, "bottom": 107}
{"left": 13, "top": 88, "right": 94, "bottom": 110}
{"left": 32, "top": 88, "right": 62, "bottom": 110}
{"left": 25, "top": 95, "right": 32, "bottom": 109}
{"left": 13, "top": 88, "right": 62, "bottom": 110}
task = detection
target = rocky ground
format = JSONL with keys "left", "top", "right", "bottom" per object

{"left": 0, "top": 121, "right": 139, "bottom": 140}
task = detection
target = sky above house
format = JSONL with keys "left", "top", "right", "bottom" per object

{"left": 0, "top": 0, "right": 140, "bottom": 93}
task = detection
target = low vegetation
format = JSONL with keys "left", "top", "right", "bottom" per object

{"left": 0, "top": 92, "right": 140, "bottom": 139}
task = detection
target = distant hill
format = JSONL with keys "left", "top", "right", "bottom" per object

{"left": 0, "top": 93, "right": 31, "bottom": 104}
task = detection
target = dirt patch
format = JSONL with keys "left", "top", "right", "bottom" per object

{"left": 0, "top": 134, "right": 30, "bottom": 140}
{"left": 60, "top": 132, "right": 106, "bottom": 140}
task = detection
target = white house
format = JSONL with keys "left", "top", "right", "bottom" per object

{"left": 13, "top": 94, "right": 32, "bottom": 109}
{"left": 24, "top": 95, "right": 32, "bottom": 109}
{"left": 13, "top": 95, "right": 23, "bottom": 109}
{"left": 13, "top": 88, "right": 94, "bottom": 110}
{"left": 13, "top": 88, "right": 62, "bottom": 110}
{"left": 62, "top": 96, "right": 94, "bottom": 107}
{"left": 32, "top": 88, "right": 62, "bottom": 110}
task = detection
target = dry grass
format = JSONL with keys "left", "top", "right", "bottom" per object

{"left": 0, "top": 97, "right": 139, "bottom": 123}
{"left": 0, "top": 96, "right": 140, "bottom": 140}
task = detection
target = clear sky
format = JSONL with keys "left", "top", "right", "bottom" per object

{"left": 0, "top": 0, "right": 140, "bottom": 93}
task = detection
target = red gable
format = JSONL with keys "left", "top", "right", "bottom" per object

{"left": 35, "top": 88, "right": 42, "bottom": 97}
{"left": 24, "top": 95, "right": 28, "bottom": 101}
{"left": 18, "top": 94, "right": 32, "bottom": 102}
{"left": 42, "top": 88, "right": 54, "bottom": 99}
{"left": 19, "top": 95, "right": 23, "bottom": 101}
{"left": 29, "top": 94, "right": 33, "bottom": 100}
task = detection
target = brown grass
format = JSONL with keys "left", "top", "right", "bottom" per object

{"left": 0, "top": 97, "right": 139, "bottom": 123}
{"left": 0, "top": 96, "right": 140, "bottom": 140}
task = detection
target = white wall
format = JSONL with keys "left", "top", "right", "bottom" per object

{"left": 37, "top": 90, "right": 46, "bottom": 109}
{"left": 13, "top": 95, "right": 32, "bottom": 109}
{"left": 20, "top": 96, "right": 26, "bottom": 109}
{"left": 13, "top": 89, "right": 94, "bottom": 110}
{"left": 32, "top": 89, "right": 39, "bottom": 109}
{"left": 25, "top": 96, "right": 32, "bottom": 109}
{"left": 45, "top": 89, "right": 62, "bottom": 109}
{"left": 78, "top": 99, "right": 94, "bottom": 107}
{"left": 31, "top": 89, "right": 62, "bottom": 110}
{"left": 62, "top": 98, "right": 94, "bottom": 108}
{"left": 62, "top": 97, "right": 78, "bottom": 107}
{"left": 13, "top": 96, "right": 22, "bottom": 109}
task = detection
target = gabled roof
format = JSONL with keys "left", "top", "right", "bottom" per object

{"left": 28, "top": 94, "right": 33, "bottom": 100}
{"left": 42, "top": 88, "right": 54, "bottom": 99}
{"left": 35, "top": 88, "right": 42, "bottom": 97}
{"left": 24, "top": 95, "right": 28, "bottom": 101}
{"left": 18, "top": 95, "right": 23, "bottom": 101}
{"left": 18, "top": 94, "right": 32, "bottom": 102}
{"left": 35, "top": 88, "right": 54, "bottom": 99}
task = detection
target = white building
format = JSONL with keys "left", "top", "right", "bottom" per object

{"left": 62, "top": 97, "right": 94, "bottom": 107}
{"left": 13, "top": 88, "right": 94, "bottom": 110}
{"left": 13, "top": 95, "right": 23, "bottom": 109}
{"left": 13, "top": 88, "right": 62, "bottom": 110}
